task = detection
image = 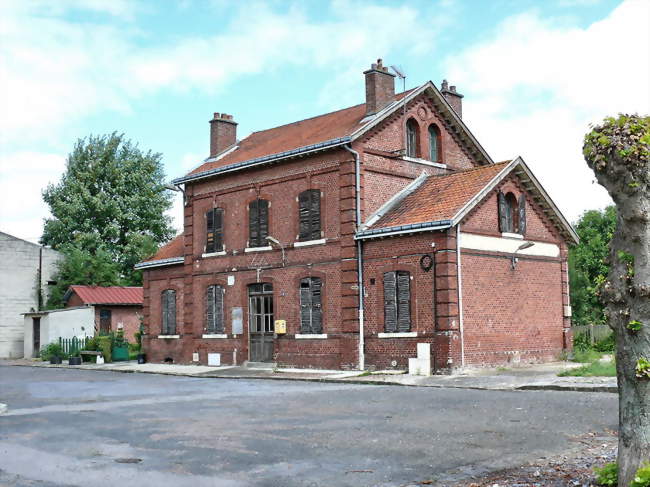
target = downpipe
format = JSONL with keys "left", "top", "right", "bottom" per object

{"left": 456, "top": 224, "right": 465, "bottom": 368}
{"left": 344, "top": 144, "right": 365, "bottom": 371}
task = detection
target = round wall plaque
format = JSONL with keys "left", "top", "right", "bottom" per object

{"left": 420, "top": 254, "right": 433, "bottom": 272}
{"left": 417, "top": 106, "right": 428, "bottom": 121}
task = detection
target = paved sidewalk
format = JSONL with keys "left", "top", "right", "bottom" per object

{"left": 2, "top": 359, "right": 617, "bottom": 392}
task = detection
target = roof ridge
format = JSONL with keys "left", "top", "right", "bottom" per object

{"left": 246, "top": 89, "right": 415, "bottom": 137}
{"left": 432, "top": 160, "right": 510, "bottom": 179}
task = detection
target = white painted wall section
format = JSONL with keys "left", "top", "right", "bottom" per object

{"left": 459, "top": 232, "right": 560, "bottom": 258}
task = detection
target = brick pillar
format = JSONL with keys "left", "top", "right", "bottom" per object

{"left": 182, "top": 186, "right": 195, "bottom": 351}
{"left": 339, "top": 152, "right": 361, "bottom": 367}
{"left": 434, "top": 229, "right": 462, "bottom": 371}
{"left": 560, "top": 243, "right": 573, "bottom": 350}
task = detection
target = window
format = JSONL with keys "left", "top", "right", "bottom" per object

{"left": 300, "top": 277, "right": 322, "bottom": 334}
{"left": 428, "top": 124, "right": 441, "bottom": 162}
{"left": 298, "top": 190, "right": 321, "bottom": 241}
{"left": 206, "top": 208, "right": 224, "bottom": 253}
{"left": 205, "top": 285, "right": 224, "bottom": 334}
{"left": 161, "top": 289, "right": 177, "bottom": 335}
{"left": 383, "top": 271, "right": 411, "bottom": 332}
{"left": 249, "top": 199, "right": 269, "bottom": 247}
{"left": 406, "top": 119, "right": 420, "bottom": 158}
{"left": 498, "top": 191, "right": 527, "bottom": 234}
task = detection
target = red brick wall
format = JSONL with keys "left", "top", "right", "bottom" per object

{"left": 65, "top": 294, "right": 84, "bottom": 307}
{"left": 93, "top": 306, "right": 142, "bottom": 342}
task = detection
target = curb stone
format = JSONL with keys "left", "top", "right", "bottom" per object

{"left": 0, "top": 403, "right": 7, "bottom": 415}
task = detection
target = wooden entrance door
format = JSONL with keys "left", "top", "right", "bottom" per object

{"left": 248, "top": 283, "right": 274, "bottom": 362}
{"left": 99, "top": 309, "right": 112, "bottom": 334}
{"left": 32, "top": 318, "right": 40, "bottom": 357}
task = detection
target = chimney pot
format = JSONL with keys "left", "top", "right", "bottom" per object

{"left": 364, "top": 58, "right": 396, "bottom": 116}
{"left": 209, "top": 112, "right": 237, "bottom": 158}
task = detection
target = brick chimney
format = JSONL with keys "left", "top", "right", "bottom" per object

{"left": 364, "top": 59, "right": 396, "bottom": 116}
{"left": 440, "top": 80, "right": 464, "bottom": 118}
{"left": 209, "top": 112, "right": 237, "bottom": 158}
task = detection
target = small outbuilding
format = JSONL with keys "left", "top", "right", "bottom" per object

{"left": 23, "top": 307, "right": 94, "bottom": 358}
{"left": 63, "top": 285, "right": 143, "bottom": 341}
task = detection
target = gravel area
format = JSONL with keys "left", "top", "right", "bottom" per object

{"left": 448, "top": 430, "right": 617, "bottom": 487}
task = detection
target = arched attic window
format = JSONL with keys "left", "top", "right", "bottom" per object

{"left": 428, "top": 124, "right": 441, "bottom": 163}
{"left": 498, "top": 191, "right": 527, "bottom": 234}
{"left": 406, "top": 118, "right": 420, "bottom": 158}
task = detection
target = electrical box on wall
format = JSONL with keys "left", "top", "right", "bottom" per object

{"left": 275, "top": 320, "right": 286, "bottom": 334}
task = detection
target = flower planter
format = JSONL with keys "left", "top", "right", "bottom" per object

{"left": 68, "top": 356, "right": 82, "bottom": 366}
{"left": 137, "top": 353, "right": 146, "bottom": 364}
{"left": 112, "top": 345, "right": 129, "bottom": 362}
{"left": 49, "top": 356, "right": 62, "bottom": 365}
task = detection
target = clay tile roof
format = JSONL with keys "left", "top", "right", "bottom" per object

{"left": 68, "top": 285, "right": 143, "bottom": 305}
{"left": 144, "top": 234, "right": 184, "bottom": 262}
{"left": 188, "top": 91, "right": 413, "bottom": 176}
{"left": 370, "top": 161, "right": 511, "bottom": 230}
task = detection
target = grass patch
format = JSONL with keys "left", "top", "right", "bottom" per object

{"left": 571, "top": 348, "right": 604, "bottom": 363}
{"left": 559, "top": 359, "right": 616, "bottom": 377}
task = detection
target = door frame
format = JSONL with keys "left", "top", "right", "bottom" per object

{"left": 247, "top": 283, "right": 275, "bottom": 362}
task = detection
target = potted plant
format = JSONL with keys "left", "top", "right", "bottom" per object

{"left": 40, "top": 342, "right": 64, "bottom": 364}
{"left": 68, "top": 349, "right": 82, "bottom": 366}
{"left": 111, "top": 330, "right": 129, "bottom": 362}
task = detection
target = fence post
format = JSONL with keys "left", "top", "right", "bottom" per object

{"left": 589, "top": 323, "right": 594, "bottom": 345}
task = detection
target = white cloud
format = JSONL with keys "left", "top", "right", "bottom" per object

{"left": 445, "top": 0, "right": 650, "bottom": 222}
{"left": 0, "top": 151, "right": 66, "bottom": 243}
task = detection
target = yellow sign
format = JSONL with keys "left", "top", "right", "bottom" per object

{"left": 275, "top": 320, "right": 287, "bottom": 334}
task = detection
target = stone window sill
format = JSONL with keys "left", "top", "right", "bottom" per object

{"left": 158, "top": 335, "right": 180, "bottom": 339}
{"left": 295, "top": 334, "right": 328, "bottom": 339}
{"left": 378, "top": 332, "right": 417, "bottom": 338}
{"left": 202, "top": 251, "right": 227, "bottom": 258}
{"left": 294, "top": 238, "right": 326, "bottom": 248}
{"left": 402, "top": 156, "right": 446, "bottom": 169}
{"left": 501, "top": 232, "right": 523, "bottom": 239}
{"left": 244, "top": 246, "right": 272, "bottom": 253}
{"left": 202, "top": 334, "right": 228, "bottom": 339}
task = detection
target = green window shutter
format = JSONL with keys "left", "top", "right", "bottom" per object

{"left": 206, "top": 209, "right": 215, "bottom": 253}
{"left": 310, "top": 191, "right": 321, "bottom": 240}
{"left": 396, "top": 271, "right": 411, "bottom": 332}
{"left": 311, "top": 277, "right": 322, "bottom": 333}
{"left": 300, "top": 278, "right": 312, "bottom": 333}
{"left": 168, "top": 290, "right": 176, "bottom": 335}
{"left": 299, "top": 191, "right": 311, "bottom": 240}
{"left": 214, "top": 285, "right": 224, "bottom": 333}
{"left": 214, "top": 208, "right": 224, "bottom": 252}
{"left": 383, "top": 271, "right": 398, "bottom": 332}
{"left": 161, "top": 291, "right": 168, "bottom": 334}
{"left": 258, "top": 199, "right": 269, "bottom": 244}
{"left": 249, "top": 200, "right": 260, "bottom": 247}
{"left": 206, "top": 285, "right": 216, "bottom": 333}
{"left": 429, "top": 125, "right": 439, "bottom": 162}
{"left": 498, "top": 191, "right": 508, "bottom": 232}
{"left": 518, "top": 195, "right": 527, "bottom": 235}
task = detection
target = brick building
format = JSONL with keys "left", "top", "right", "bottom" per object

{"left": 63, "top": 285, "right": 143, "bottom": 341}
{"left": 137, "top": 59, "right": 578, "bottom": 372}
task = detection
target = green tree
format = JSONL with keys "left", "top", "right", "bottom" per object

{"left": 583, "top": 113, "right": 649, "bottom": 485}
{"left": 568, "top": 206, "right": 616, "bottom": 325}
{"left": 42, "top": 133, "right": 174, "bottom": 306}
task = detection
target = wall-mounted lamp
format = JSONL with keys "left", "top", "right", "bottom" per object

{"left": 511, "top": 241, "right": 535, "bottom": 270}
{"left": 266, "top": 236, "right": 286, "bottom": 267}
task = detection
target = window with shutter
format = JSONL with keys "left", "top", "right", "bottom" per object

{"left": 206, "top": 209, "right": 215, "bottom": 253}
{"left": 406, "top": 119, "right": 420, "bottom": 158}
{"left": 384, "top": 271, "right": 411, "bottom": 332}
{"left": 518, "top": 195, "right": 527, "bottom": 235}
{"left": 428, "top": 124, "right": 440, "bottom": 162}
{"left": 299, "top": 277, "right": 323, "bottom": 333}
{"left": 161, "top": 289, "right": 176, "bottom": 335}
{"left": 249, "top": 199, "right": 269, "bottom": 247}
{"left": 298, "top": 190, "right": 321, "bottom": 241}
{"left": 498, "top": 192, "right": 520, "bottom": 233}
{"left": 206, "top": 285, "right": 224, "bottom": 333}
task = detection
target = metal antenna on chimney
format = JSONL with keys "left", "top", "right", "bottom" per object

{"left": 390, "top": 65, "right": 408, "bottom": 155}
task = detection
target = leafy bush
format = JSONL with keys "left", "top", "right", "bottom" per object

{"left": 96, "top": 336, "right": 112, "bottom": 363}
{"left": 595, "top": 462, "right": 618, "bottom": 486}
{"left": 39, "top": 342, "right": 67, "bottom": 361}
{"left": 573, "top": 331, "right": 592, "bottom": 351}
{"left": 631, "top": 462, "right": 650, "bottom": 487}
{"left": 81, "top": 337, "right": 99, "bottom": 362}
{"left": 572, "top": 348, "right": 603, "bottom": 363}
{"left": 594, "top": 333, "right": 616, "bottom": 352}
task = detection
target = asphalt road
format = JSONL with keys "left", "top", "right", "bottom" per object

{"left": 0, "top": 365, "right": 617, "bottom": 487}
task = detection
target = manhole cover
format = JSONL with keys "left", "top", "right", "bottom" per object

{"left": 114, "top": 458, "right": 142, "bottom": 464}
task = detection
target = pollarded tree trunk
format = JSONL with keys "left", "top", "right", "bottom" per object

{"left": 584, "top": 114, "right": 650, "bottom": 486}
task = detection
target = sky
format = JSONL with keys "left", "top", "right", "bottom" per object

{"left": 1, "top": 0, "right": 648, "bottom": 244}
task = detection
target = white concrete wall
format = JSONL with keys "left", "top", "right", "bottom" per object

{"left": 1, "top": 232, "right": 61, "bottom": 358}
{"left": 23, "top": 307, "right": 95, "bottom": 358}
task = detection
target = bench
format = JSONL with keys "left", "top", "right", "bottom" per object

{"left": 79, "top": 351, "right": 102, "bottom": 357}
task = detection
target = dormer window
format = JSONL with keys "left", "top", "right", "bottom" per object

{"left": 406, "top": 119, "right": 420, "bottom": 158}
{"left": 428, "top": 124, "right": 441, "bottom": 163}
{"left": 498, "top": 191, "right": 527, "bottom": 235}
